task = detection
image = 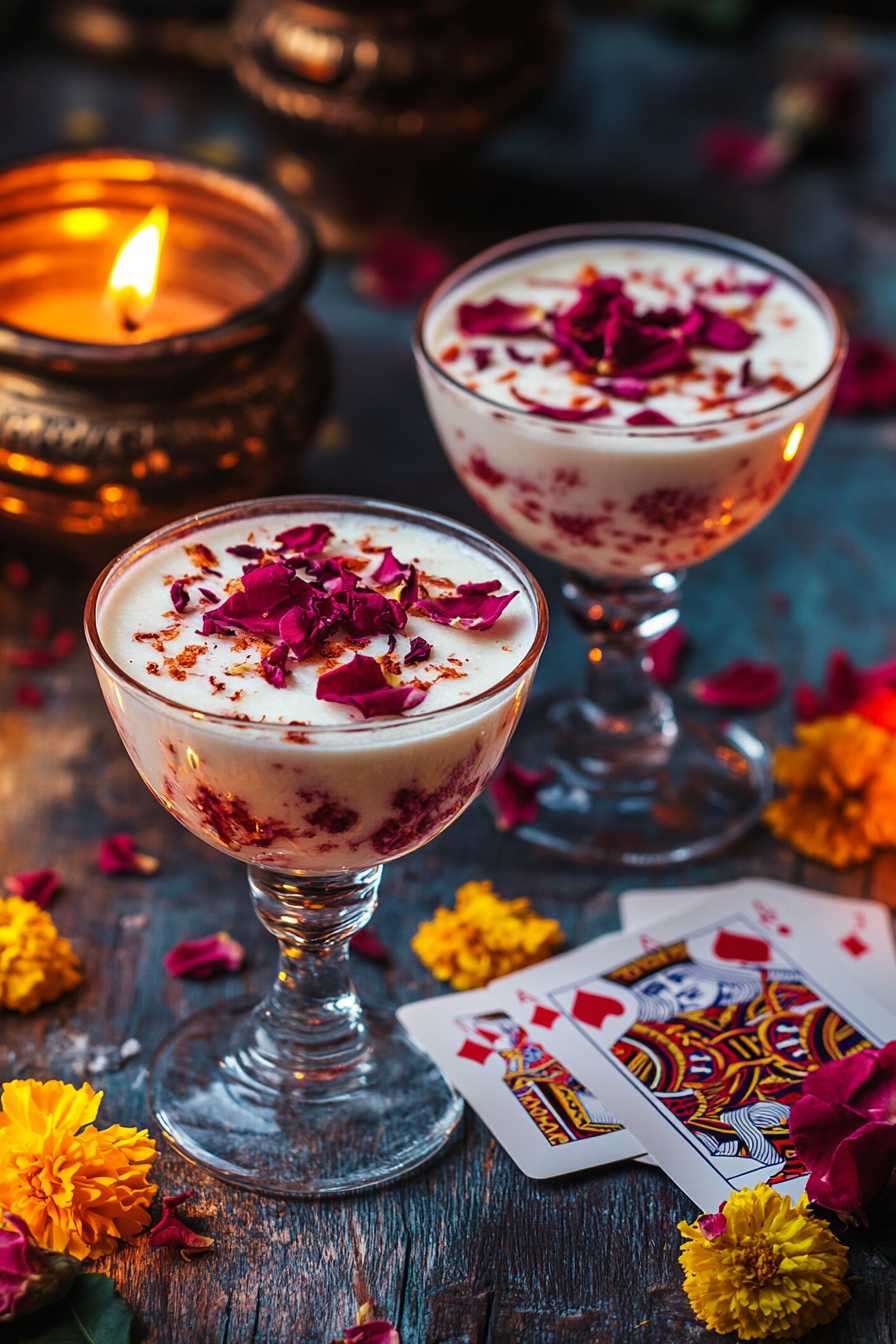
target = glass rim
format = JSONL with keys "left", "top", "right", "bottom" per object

{"left": 413, "top": 220, "right": 848, "bottom": 435}
{"left": 84, "top": 493, "right": 549, "bottom": 737}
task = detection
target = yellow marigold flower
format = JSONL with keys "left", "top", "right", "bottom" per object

{"left": 0, "top": 896, "right": 82, "bottom": 1013}
{"left": 763, "top": 713, "right": 896, "bottom": 867}
{"left": 679, "top": 1185, "right": 851, "bottom": 1341}
{"left": 411, "top": 879, "right": 563, "bottom": 990}
{"left": 0, "top": 1079, "right": 157, "bottom": 1260}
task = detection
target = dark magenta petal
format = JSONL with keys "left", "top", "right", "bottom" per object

{"left": 279, "top": 605, "right": 319, "bottom": 661}
{"left": 692, "top": 658, "right": 782, "bottom": 709}
{"left": 834, "top": 337, "right": 896, "bottom": 417}
{"left": 351, "top": 926, "right": 391, "bottom": 964}
{"left": 697, "top": 1212, "right": 727, "bottom": 1240}
{"left": 274, "top": 522, "right": 334, "bottom": 554}
{"left": 490, "top": 759, "right": 554, "bottom": 829}
{"left": 163, "top": 931, "right": 245, "bottom": 978}
{"left": 597, "top": 377, "right": 649, "bottom": 402}
{"left": 356, "top": 234, "right": 450, "bottom": 308}
{"left": 204, "top": 563, "right": 307, "bottom": 639}
{"left": 700, "top": 122, "right": 780, "bottom": 180}
{"left": 794, "top": 682, "right": 824, "bottom": 722}
{"left": 344, "top": 1323, "right": 399, "bottom": 1344}
{"left": 302, "top": 557, "right": 361, "bottom": 593}
{"left": 199, "top": 588, "right": 218, "bottom": 603}
{"left": 170, "top": 581, "right": 190, "bottom": 613}
{"left": 98, "top": 833, "right": 159, "bottom": 875}
{"left": 805, "top": 1120, "right": 896, "bottom": 1221}
{"left": 4, "top": 867, "right": 61, "bottom": 909}
{"left": 415, "top": 580, "right": 517, "bottom": 630}
{"left": 511, "top": 388, "right": 611, "bottom": 422}
{"left": 505, "top": 344, "right": 535, "bottom": 364}
{"left": 626, "top": 409, "right": 675, "bottom": 427}
{"left": 261, "top": 643, "right": 290, "bottom": 688}
{"left": 471, "top": 347, "right": 493, "bottom": 371}
{"left": 404, "top": 637, "right": 432, "bottom": 666}
{"left": 149, "top": 1192, "right": 214, "bottom": 1254}
{"left": 316, "top": 653, "right": 427, "bottom": 718}
{"left": 15, "top": 682, "right": 45, "bottom": 709}
{"left": 343, "top": 589, "right": 407, "bottom": 638}
{"left": 602, "top": 309, "right": 693, "bottom": 377}
{"left": 687, "top": 302, "right": 756, "bottom": 352}
{"left": 372, "top": 549, "right": 409, "bottom": 585}
{"left": 226, "top": 544, "right": 264, "bottom": 560}
{"left": 457, "top": 297, "right": 544, "bottom": 337}
{"left": 646, "top": 624, "right": 688, "bottom": 687}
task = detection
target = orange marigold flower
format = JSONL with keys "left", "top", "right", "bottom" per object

{"left": 764, "top": 713, "right": 896, "bottom": 867}
{"left": 0, "top": 896, "right": 82, "bottom": 1013}
{"left": 0, "top": 1080, "right": 157, "bottom": 1260}
{"left": 411, "top": 879, "right": 563, "bottom": 990}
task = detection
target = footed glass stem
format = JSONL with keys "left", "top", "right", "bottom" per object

{"left": 149, "top": 865, "right": 463, "bottom": 1195}
{"left": 505, "top": 570, "right": 770, "bottom": 866}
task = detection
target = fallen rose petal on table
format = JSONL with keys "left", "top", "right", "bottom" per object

{"left": 98, "top": 834, "right": 160, "bottom": 875}
{"left": 353, "top": 234, "right": 451, "bottom": 308}
{"left": 795, "top": 647, "right": 896, "bottom": 721}
{"left": 0, "top": 1211, "right": 79, "bottom": 1322}
{"left": 691, "top": 658, "right": 783, "bottom": 709}
{"left": 490, "top": 759, "right": 554, "bottom": 830}
{"left": 645, "top": 624, "right": 688, "bottom": 687}
{"left": 163, "top": 931, "right": 245, "bottom": 978}
{"left": 8, "top": 627, "right": 77, "bottom": 668}
{"left": 15, "top": 682, "right": 45, "bottom": 709}
{"left": 332, "top": 1300, "right": 400, "bottom": 1344}
{"left": 4, "top": 868, "right": 61, "bottom": 909}
{"left": 148, "top": 1190, "right": 214, "bottom": 1260}
{"left": 350, "top": 927, "right": 391, "bottom": 965}
{"left": 833, "top": 336, "right": 896, "bottom": 416}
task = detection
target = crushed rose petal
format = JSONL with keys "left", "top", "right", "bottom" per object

{"left": 316, "top": 654, "right": 426, "bottom": 719}
{"left": 404, "top": 637, "right": 432, "bottom": 666}
{"left": 148, "top": 1190, "right": 214, "bottom": 1260}
{"left": 169, "top": 581, "right": 189, "bottom": 613}
{"left": 261, "top": 642, "right": 290, "bottom": 688}
{"left": 691, "top": 658, "right": 783, "bottom": 710}
{"left": 626, "top": 408, "right": 675, "bottom": 427}
{"left": 4, "top": 869, "right": 61, "bottom": 909}
{"left": 98, "top": 834, "right": 160, "bottom": 876}
{"left": 696, "top": 1209, "right": 727, "bottom": 1240}
{"left": 163, "top": 931, "right": 245, "bottom": 978}
{"left": 511, "top": 388, "right": 611, "bottom": 422}
{"left": 490, "top": 759, "right": 554, "bottom": 830}
{"left": 415, "top": 580, "right": 517, "bottom": 631}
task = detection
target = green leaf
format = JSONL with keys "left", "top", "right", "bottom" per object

{"left": 0, "top": 1274, "right": 133, "bottom": 1344}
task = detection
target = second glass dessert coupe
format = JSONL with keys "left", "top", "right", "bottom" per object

{"left": 415, "top": 222, "right": 846, "bottom": 866}
{"left": 85, "top": 495, "right": 546, "bottom": 1194}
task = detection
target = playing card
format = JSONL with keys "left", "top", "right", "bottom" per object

{"left": 397, "top": 989, "right": 644, "bottom": 1178}
{"left": 491, "top": 904, "right": 896, "bottom": 1210}
{"left": 619, "top": 879, "right": 896, "bottom": 1010}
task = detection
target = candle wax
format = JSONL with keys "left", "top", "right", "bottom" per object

{"left": 0, "top": 287, "right": 232, "bottom": 344}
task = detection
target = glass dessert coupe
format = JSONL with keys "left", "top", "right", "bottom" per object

{"left": 85, "top": 495, "right": 546, "bottom": 1194}
{"left": 414, "top": 223, "right": 846, "bottom": 866}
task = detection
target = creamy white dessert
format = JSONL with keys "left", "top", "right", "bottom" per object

{"left": 417, "top": 236, "right": 842, "bottom": 578}
{"left": 90, "top": 505, "right": 543, "bottom": 873}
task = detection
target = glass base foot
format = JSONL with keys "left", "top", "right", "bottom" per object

{"left": 503, "top": 689, "right": 771, "bottom": 867}
{"left": 149, "top": 995, "right": 463, "bottom": 1196}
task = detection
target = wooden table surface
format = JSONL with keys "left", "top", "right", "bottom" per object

{"left": 4, "top": 9, "right": 896, "bottom": 1343}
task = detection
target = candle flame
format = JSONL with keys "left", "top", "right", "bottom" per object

{"left": 104, "top": 205, "right": 168, "bottom": 332}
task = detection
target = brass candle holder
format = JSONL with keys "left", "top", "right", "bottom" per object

{"left": 0, "top": 149, "right": 329, "bottom": 557}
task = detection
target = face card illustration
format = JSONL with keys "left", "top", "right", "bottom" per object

{"left": 619, "top": 879, "right": 896, "bottom": 1011}
{"left": 397, "top": 989, "right": 644, "bottom": 1178}
{"left": 491, "top": 910, "right": 896, "bottom": 1209}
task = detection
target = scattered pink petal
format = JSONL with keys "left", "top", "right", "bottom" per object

{"left": 3, "top": 559, "right": 30, "bottom": 589}
{"left": 371, "top": 549, "right": 409, "bottom": 586}
{"left": 415, "top": 580, "right": 517, "bottom": 631}
{"left": 511, "top": 389, "right": 612, "bottom": 422}
{"left": 700, "top": 123, "right": 787, "bottom": 180}
{"left": 490, "top": 759, "right": 555, "bottom": 830}
{"left": 227, "top": 543, "right": 264, "bottom": 560}
{"left": 684, "top": 302, "right": 756, "bottom": 352}
{"left": 261, "top": 642, "right": 290, "bottom": 688}
{"left": 163, "top": 931, "right": 245, "bottom": 978}
{"left": 0, "top": 1211, "right": 77, "bottom": 1321}
{"left": 334, "top": 1301, "right": 401, "bottom": 1344}
{"left": 170, "top": 581, "right": 190, "bottom": 613}
{"left": 317, "top": 654, "right": 426, "bottom": 719}
{"left": 15, "top": 682, "right": 45, "bottom": 708}
{"left": 457, "top": 297, "right": 543, "bottom": 338}
{"left": 691, "top": 659, "right": 783, "bottom": 710}
{"left": 275, "top": 522, "right": 334, "bottom": 554}
{"left": 4, "top": 868, "right": 61, "bottom": 908}
{"left": 8, "top": 627, "right": 76, "bottom": 668}
{"left": 697, "top": 1209, "right": 728, "bottom": 1240}
{"left": 149, "top": 1189, "right": 214, "bottom": 1259}
{"left": 596, "top": 377, "right": 648, "bottom": 401}
{"left": 602, "top": 308, "right": 692, "bottom": 377}
{"left": 833, "top": 337, "right": 896, "bottom": 417}
{"left": 98, "top": 833, "right": 160, "bottom": 875}
{"left": 404, "top": 637, "right": 432, "bottom": 666}
{"left": 351, "top": 927, "right": 391, "bottom": 964}
{"left": 354, "top": 235, "right": 451, "bottom": 308}
{"left": 645, "top": 625, "right": 688, "bottom": 687}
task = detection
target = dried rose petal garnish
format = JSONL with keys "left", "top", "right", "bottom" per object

{"left": 148, "top": 1190, "right": 214, "bottom": 1260}
{"left": 316, "top": 654, "right": 426, "bottom": 719}
{"left": 98, "top": 833, "right": 160, "bottom": 875}
{"left": 490, "top": 759, "right": 554, "bottom": 830}
{"left": 404, "top": 637, "right": 432, "bottom": 666}
{"left": 4, "top": 868, "right": 61, "bottom": 909}
{"left": 458, "top": 297, "right": 543, "bottom": 337}
{"left": 626, "top": 409, "right": 675, "bottom": 427}
{"left": 415, "top": 581, "right": 517, "bottom": 632}
{"left": 511, "top": 389, "right": 612, "bottom": 422}
{"left": 163, "top": 931, "right": 245, "bottom": 978}
{"left": 691, "top": 659, "right": 783, "bottom": 710}
{"left": 697, "top": 1209, "right": 728, "bottom": 1240}
{"left": 275, "top": 522, "right": 334, "bottom": 554}
{"left": 350, "top": 926, "right": 391, "bottom": 964}
{"left": 261, "top": 642, "right": 290, "bottom": 688}
{"left": 645, "top": 624, "right": 688, "bottom": 687}
{"left": 170, "top": 581, "right": 190, "bottom": 613}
